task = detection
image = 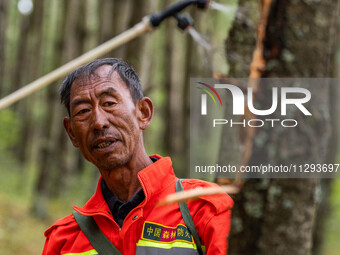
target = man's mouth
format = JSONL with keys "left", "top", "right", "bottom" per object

{"left": 92, "top": 138, "right": 118, "bottom": 151}
{"left": 96, "top": 141, "right": 114, "bottom": 149}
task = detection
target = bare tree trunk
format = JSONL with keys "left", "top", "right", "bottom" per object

{"left": 311, "top": 1, "right": 339, "bottom": 253}
{"left": 50, "top": 0, "right": 89, "bottom": 198}
{"left": 0, "top": 0, "right": 8, "bottom": 97}
{"left": 31, "top": 0, "right": 89, "bottom": 217}
{"left": 47, "top": 0, "right": 72, "bottom": 198}
{"left": 114, "top": 0, "right": 133, "bottom": 59}
{"left": 7, "top": 9, "right": 32, "bottom": 165}
{"left": 18, "top": 0, "right": 45, "bottom": 165}
{"left": 31, "top": 85, "right": 57, "bottom": 218}
{"left": 164, "top": 0, "right": 176, "bottom": 161}
{"left": 98, "top": 0, "right": 115, "bottom": 44}
{"left": 163, "top": 4, "right": 224, "bottom": 176}
{"left": 125, "top": 0, "right": 150, "bottom": 69}
{"left": 181, "top": 27, "right": 194, "bottom": 178}
{"left": 227, "top": 0, "right": 339, "bottom": 254}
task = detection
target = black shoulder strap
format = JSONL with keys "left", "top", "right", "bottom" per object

{"left": 72, "top": 211, "right": 122, "bottom": 255}
{"left": 73, "top": 180, "right": 203, "bottom": 255}
{"left": 176, "top": 179, "right": 204, "bottom": 255}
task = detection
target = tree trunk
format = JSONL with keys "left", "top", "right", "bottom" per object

{"left": 111, "top": 0, "right": 133, "bottom": 59}
{"left": 0, "top": 0, "right": 8, "bottom": 97}
{"left": 227, "top": 0, "right": 338, "bottom": 254}
{"left": 17, "top": 0, "right": 45, "bottom": 165}
{"left": 50, "top": 0, "right": 89, "bottom": 197}
{"left": 31, "top": 0, "right": 89, "bottom": 217}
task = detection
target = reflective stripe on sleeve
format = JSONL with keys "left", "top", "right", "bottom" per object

{"left": 62, "top": 249, "right": 98, "bottom": 255}
{"left": 136, "top": 240, "right": 206, "bottom": 255}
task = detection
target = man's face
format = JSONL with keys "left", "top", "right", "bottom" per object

{"left": 64, "top": 66, "right": 147, "bottom": 171}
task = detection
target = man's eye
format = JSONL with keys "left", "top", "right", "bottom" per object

{"left": 103, "top": 102, "right": 116, "bottom": 107}
{"left": 77, "top": 109, "right": 90, "bottom": 115}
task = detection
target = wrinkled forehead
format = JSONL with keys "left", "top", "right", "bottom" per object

{"left": 73, "top": 65, "right": 116, "bottom": 87}
{"left": 69, "top": 66, "right": 132, "bottom": 102}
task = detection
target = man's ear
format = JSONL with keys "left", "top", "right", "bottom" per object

{"left": 63, "top": 117, "right": 79, "bottom": 147}
{"left": 137, "top": 97, "right": 153, "bottom": 130}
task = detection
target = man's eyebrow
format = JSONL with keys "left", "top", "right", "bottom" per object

{"left": 99, "top": 87, "right": 117, "bottom": 97}
{"left": 70, "top": 99, "right": 91, "bottom": 107}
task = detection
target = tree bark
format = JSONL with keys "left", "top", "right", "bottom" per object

{"left": 227, "top": 0, "right": 338, "bottom": 254}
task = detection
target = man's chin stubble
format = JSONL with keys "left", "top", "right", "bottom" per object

{"left": 95, "top": 155, "right": 132, "bottom": 172}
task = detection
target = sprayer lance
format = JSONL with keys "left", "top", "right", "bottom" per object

{"left": 0, "top": 0, "right": 210, "bottom": 111}
{"left": 150, "top": 0, "right": 209, "bottom": 27}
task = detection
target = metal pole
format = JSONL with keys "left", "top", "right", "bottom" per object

{"left": 0, "top": 17, "right": 152, "bottom": 111}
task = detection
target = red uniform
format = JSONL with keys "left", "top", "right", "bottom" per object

{"left": 43, "top": 155, "right": 233, "bottom": 255}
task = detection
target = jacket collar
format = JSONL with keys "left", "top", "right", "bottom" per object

{"left": 74, "top": 155, "right": 176, "bottom": 216}
{"left": 137, "top": 155, "right": 177, "bottom": 205}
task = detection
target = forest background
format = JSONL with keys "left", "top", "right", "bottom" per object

{"left": 0, "top": 0, "right": 340, "bottom": 254}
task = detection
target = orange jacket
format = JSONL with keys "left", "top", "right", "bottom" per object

{"left": 43, "top": 155, "right": 233, "bottom": 255}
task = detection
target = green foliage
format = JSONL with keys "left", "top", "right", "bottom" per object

{"left": 0, "top": 109, "right": 22, "bottom": 151}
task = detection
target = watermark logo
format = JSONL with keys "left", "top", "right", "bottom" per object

{"left": 190, "top": 78, "right": 336, "bottom": 179}
{"left": 196, "top": 82, "right": 223, "bottom": 115}
{"left": 196, "top": 82, "right": 312, "bottom": 128}
{"left": 198, "top": 83, "right": 312, "bottom": 116}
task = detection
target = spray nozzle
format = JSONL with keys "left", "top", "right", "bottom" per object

{"left": 149, "top": 0, "right": 209, "bottom": 27}
{"left": 197, "top": 0, "right": 210, "bottom": 9}
{"left": 174, "top": 13, "right": 193, "bottom": 30}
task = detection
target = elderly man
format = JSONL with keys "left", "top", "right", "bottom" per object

{"left": 43, "top": 58, "right": 233, "bottom": 255}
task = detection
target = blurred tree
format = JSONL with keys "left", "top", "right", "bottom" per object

{"left": 0, "top": 0, "right": 8, "bottom": 97}
{"left": 18, "top": 0, "right": 45, "bottom": 165}
{"left": 226, "top": 0, "right": 339, "bottom": 255}
{"left": 164, "top": 0, "right": 187, "bottom": 175}
{"left": 31, "top": 0, "right": 66, "bottom": 218}
{"left": 31, "top": 0, "right": 92, "bottom": 218}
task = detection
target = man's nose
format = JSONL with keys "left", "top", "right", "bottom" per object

{"left": 91, "top": 107, "right": 109, "bottom": 131}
